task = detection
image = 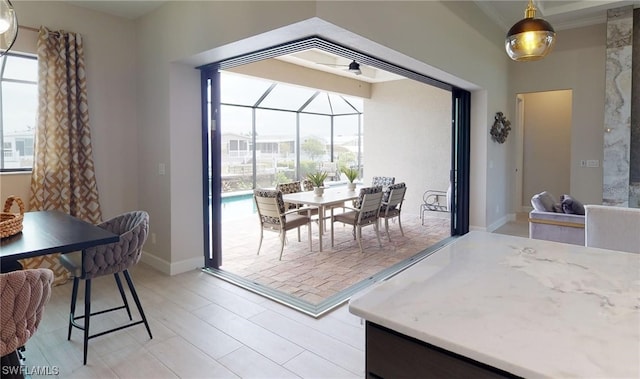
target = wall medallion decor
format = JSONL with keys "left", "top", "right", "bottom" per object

{"left": 490, "top": 112, "right": 511, "bottom": 144}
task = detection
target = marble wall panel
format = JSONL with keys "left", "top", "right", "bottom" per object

{"left": 603, "top": 6, "right": 633, "bottom": 206}
{"left": 631, "top": 8, "right": 640, "bottom": 208}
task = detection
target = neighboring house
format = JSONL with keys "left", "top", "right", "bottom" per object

{"left": 2, "top": 130, "right": 34, "bottom": 169}
{"left": 221, "top": 133, "right": 251, "bottom": 161}
{"left": 254, "top": 137, "right": 295, "bottom": 160}
{"left": 221, "top": 132, "right": 297, "bottom": 162}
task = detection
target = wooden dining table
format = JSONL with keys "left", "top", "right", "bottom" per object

{"left": 1, "top": 210, "right": 119, "bottom": 264}
{"left": 283, "top": 186, "right": 361, "bottom": 252}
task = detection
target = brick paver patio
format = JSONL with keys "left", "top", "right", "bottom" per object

{"left": 220, "top": 210, "right": 450, "bottom": 305}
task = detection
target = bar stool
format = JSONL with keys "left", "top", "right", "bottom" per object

{"left": 59, "top": 211, "right": 152, "bottom": 365}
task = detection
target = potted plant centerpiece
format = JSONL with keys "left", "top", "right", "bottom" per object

{"left": 341, "top": 167, "right": 358, "bottom": 191}
{"left": 307, "top": 171, "right": 328, "bottom": 196}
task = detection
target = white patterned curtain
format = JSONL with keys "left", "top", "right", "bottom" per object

{"left": 21, "top": 27, "right": 102, "bottom": 285}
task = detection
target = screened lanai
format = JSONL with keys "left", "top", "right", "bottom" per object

{"left": 207, "top": 68, "right": 453, "bottom": 316}
{"left": 201, "top": 42, "right": 466, "bottom": 316}
{"left": 219, "top": 71, "right": 364, "bottom": 196}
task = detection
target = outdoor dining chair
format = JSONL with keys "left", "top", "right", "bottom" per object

{"left": 254, "top": 189, "right": 314, "bottom": 260}
{"left": 380, "top": 183, "right": 407, "bottom": 241}
{"left": 277, "top": 180, "right": 321, "bottom": 223}
{"left": 302, "top": 179, "right": 314, "bottom": 192}
{"left": 331, "top": 186, "right": 384, "bottom": 253}
{"left": 371, "top": 176, "right": 395, "bottom": 188}
{"left": 352, "top": 177, "right": 394, "bottom": 209}
{"left": 277, "top": 181, "right": 303, "bottom": 210}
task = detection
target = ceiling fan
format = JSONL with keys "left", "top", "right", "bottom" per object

{"left": 317, "top": 60, "right": 362, "bottom": 75}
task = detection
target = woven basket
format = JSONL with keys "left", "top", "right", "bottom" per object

{"left": 1, "top": 195, "right": 25, "bottom": 239}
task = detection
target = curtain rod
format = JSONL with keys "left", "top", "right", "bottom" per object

{"left": 19, "top": 25, "right": 63, "bottom": 36}
{"left": 18, "top": 25, "right": 40, "bottom": 32}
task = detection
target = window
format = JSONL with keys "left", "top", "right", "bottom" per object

{"left": 1, "top": 53, "right": 38, "bottom": 171}
{"left": 218, "top": 71, "right": 363, "bottom": 192}
{"left": 228, "top": 139, "right": 248, "bottom": 155}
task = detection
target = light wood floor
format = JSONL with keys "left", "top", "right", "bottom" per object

{"left": 24, "top": 216, "right": 529, "bottom": 378}
{"left": 492, "top": 212, "right": 529, "bottom": 238}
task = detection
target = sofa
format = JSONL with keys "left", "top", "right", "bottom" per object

{"left": 528, "top": 191, "right": 585, "bottom": 246}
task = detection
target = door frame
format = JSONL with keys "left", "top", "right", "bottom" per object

{"left": 199, "top": 37, "right": 470, "bottom": 269}
{"left": 515, "top": 94, "right": 525, "bottom": 212}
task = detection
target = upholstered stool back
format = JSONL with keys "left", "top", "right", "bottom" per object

{"left": 81, "top": 211, "right": 149, "bottom": 279}
{"left": 0, "top": 268, "right": 53, "bottom": 356}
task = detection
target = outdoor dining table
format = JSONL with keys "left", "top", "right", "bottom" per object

{"left": 282, "top": 186, "right": 360, "bottom": 252}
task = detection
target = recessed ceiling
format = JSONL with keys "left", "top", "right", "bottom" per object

{"left": 276, "top": 49, "right": 405, "bottom": 84}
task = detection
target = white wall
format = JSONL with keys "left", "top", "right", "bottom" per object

{"left": 364, "top": 79, "right": 451, "bottom": 217}
{"left": 0, "top": 173, "right": 31, "bottom": 208}
{"left": 510, "top": 24, "right": 606, "bottom": 209}
{"left": 168, "top": 63, "right": 204, "bottom": 274}
{"left": 522, "top": 90, "right": 572, "bottom": 205}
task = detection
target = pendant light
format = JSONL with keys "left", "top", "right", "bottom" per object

{"left": 0, "top": 0, "right": 18, "bottom": 57}
{"left": 505, "top": 0, "right": 556, "bottom": 61}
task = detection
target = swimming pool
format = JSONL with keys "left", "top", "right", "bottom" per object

{"left": 220, "top": 192, "right": 256, "bottom": 219}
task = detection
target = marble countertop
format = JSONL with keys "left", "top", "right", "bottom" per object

{"left": 349, "top": 231, "right": 640, "bottom": 378}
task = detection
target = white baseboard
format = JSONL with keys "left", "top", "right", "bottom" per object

{"left": 469, "top": 217, "right": 511, "bottom": 232}
{"left": 140, "top": 251, "right": 204, "bottom": 276}
{"left": 486, "top": 214, "right": 511, "bottom": 232}
{"left": 520, "top": 205, "right": 533, "bottom": 213}
{"left": 469, "top": 224, "right": 487, "bottom": 232}
{"left": 170, "top": 256, "right": 204, "bottom": 275}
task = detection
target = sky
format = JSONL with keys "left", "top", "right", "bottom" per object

{"left": 2, "top": 54, "right": 38, "bottom": 134}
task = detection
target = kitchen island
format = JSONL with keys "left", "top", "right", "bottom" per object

{"left": 349, "top": 231, "right": 639, "bottom": 378}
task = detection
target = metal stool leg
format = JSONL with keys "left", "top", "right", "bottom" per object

{"left": 68, "top": 277, "right": 79, "bottom": 340}
{"left": 123, "top": 270, "right": 152, "bottom": 340}
{"left": 114, "top": 273, "right": 132, "bottom": 320}
{"left": 83, "top": 279, "right": 92, "bottom": 365}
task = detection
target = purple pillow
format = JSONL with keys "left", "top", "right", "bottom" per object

{"left": 561, "top": 194, "right": 585, "bottom": 215}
